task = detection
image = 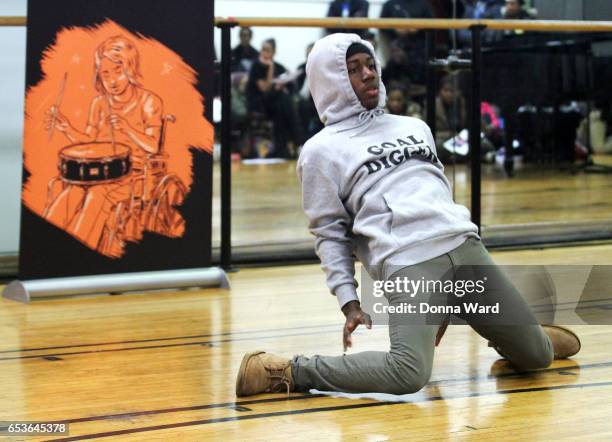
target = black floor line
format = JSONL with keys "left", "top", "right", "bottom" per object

{"left": 0, "top": 329, "right": 339, "bottom": 361}
{"left": 44, "top": 381, "right": 612, "bottom": 442}
{"left": 3, "top": 297, "right": 609, "bottom": 355}
{"left": 3, "top": 296, "right": 611, "bottom": 358}
{"left": 15, "top": 360, "right": 610, "bottom": 429}
{"left": 0, "top": 323, "right": 341, "bottom": 354}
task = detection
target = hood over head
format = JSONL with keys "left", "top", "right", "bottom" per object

{"left": 306, "top": 33, "right": 386, "bottom": 126}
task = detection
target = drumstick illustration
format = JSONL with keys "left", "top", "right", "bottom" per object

{"left": 105, "top": 95, "right": 116, "bottom": 155}
{"left": 48, "top": 72, "right": 68, "bottom": 141}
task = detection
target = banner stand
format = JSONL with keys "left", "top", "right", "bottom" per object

{"left": 2, "top": 267, "right": 230, "bottom": 303}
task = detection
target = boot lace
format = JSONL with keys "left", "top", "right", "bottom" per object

{"left": 266, "top": 366, "right": 291, "bottom": 394}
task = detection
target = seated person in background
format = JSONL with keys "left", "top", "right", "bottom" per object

{"left": 381, "top": 40, "right": 412, "bottom": 91}
{"left": 487, "top": 0, "right": 537, "bottom": 42}
{"left": 457, "top": 0, "right": 504, "bottom": 47}
{"left": 434, "top": 78, "right": 498, "bottom": 162}
{"left": 459, "top": 0, "right": 504, "bottom": 21}
{"left": 295, "top": 43, "right": 324, "bottom": 142}
{"left": 294, "top": 43, "right": 313, "bottom": 93}
{"left": 230, "top": 72, "right": 250, "bottom": 157}
{"left": 380, "top": 0, "right": 433, "bottom": 85}
{"left": 326, "top": 0, "right": 371, "bottom": 39}
{"left": 503, "top": 0, "right": 534, "bottom": 19}
{"left": 231, "top": 27, "right": 259, "bottom": 73}
{"left": 386, "top": 82, "right": 423, "bottom": 119}
{"left": 434, "top": 75, "right": 467, "bottom": 154}
{"left": 246, "top": 38, "right": 301, "bottom": 158}
{"left": 481, "top": 101, "right": 504, "bottom": 150}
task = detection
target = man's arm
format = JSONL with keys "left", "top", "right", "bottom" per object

{"left": 255, "top": 61, "right": 275, "bottom": 93}
{"left": 299, "top": 161, "right": 359, "bottom": 309}
{"left": 298, "top": 158, "right": 372, "bottom": 350}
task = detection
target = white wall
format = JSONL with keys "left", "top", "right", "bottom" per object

{"left": 0, "top": 0, "right": 26, "bottom": 254}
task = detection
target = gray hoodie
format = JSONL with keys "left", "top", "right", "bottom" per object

{"left": 297, "top": 33, "right": 479, "bottom": 309}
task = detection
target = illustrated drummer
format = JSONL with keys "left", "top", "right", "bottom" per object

{"left": 44, "top": 35, "right": 183, "bottom": 257}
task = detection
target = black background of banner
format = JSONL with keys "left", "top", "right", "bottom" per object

{"left": 19, "top": 0, "right": 215, "bottom": 279}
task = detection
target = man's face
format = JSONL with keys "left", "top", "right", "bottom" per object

{"left": 347, "top": 53, "right": 379, "bottom": 110}
{"left": 387, "top": 89, "right": 406, "bottom": 115}
{"left": 99, "top": 57, "right": 130, "bottom": 96}
{"left": 440, "top": 84, "right": 456, "bottom": 104}
{"left": 505, "top": 0, "right": 521, "bottom": 17}
{"left": 260, "top": 42, "right": 274, "bottom": 62}
{"left": 390, "top": 44, "right": 407, "bottom": 64}
{"left": 240, "top": 28, "right": 252, "bottom": 46}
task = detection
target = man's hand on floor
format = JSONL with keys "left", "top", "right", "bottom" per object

{"left": 341, "top": 300, "right": 372, "bottom": 352}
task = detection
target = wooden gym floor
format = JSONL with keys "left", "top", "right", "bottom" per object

{"left": 1, "top": 244, "right": 611, "bottom": 440}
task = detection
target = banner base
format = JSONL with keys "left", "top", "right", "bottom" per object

{"left": 2, "top": 267, "right": 230, "bottom": 303}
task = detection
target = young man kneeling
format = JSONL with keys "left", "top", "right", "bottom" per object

{"left": 235, "top": 33, "right": 580, "bottom": 397}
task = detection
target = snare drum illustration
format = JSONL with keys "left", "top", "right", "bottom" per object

{"left": 58, "top": 142, "right": 132, "bottom": 185}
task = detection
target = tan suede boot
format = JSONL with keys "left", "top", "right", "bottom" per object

{"left": 235, "top": 351, "right": 294, "bottom": 397}
{"left": 542, "top": 325, "right": 581, "bottom": 359}
{"left": 488, "top": 325, "right": 581, "bottom": 360}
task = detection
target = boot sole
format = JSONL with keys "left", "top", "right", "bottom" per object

{"left": 235, "top": 350, "right": 265, "bottom": 397}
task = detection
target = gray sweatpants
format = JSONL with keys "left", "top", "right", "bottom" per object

{"left": 291, "top": 237, "right": 554, "bottom": 394}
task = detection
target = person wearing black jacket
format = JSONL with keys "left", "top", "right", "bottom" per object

{"left": 246, "top": 39, "right": 301, "bottom": 158}
{"left": 326, "top": 0, "right": 370, "bottom": 38}
{"left": 486, "top": 0, "right": 536, "bottom": 43}
{"left": 456, "top": 0, "right": 504, "bottom": 47}
{"left": 380, "top": 0, "right": 433, "bottom": 85}
{"left": 380, "top": 0, "right": 433, "bottom": 40}
{"left": 231, "top": 27, "right": 259, "bottom": 73}
{"left": 503, "top": 0, "right": 532, "bottom": 19}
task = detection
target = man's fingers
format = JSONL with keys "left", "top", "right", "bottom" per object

{"left": 343, "top": 312, "right": 375, "bottom": 352}
{"left": 346, "top": 318, "right": 359, "bottom": 333}
{"left": 343, "top": 326, "right": 352, "bottom": 352}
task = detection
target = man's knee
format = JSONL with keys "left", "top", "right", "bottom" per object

{"left": 515, "top": 346, "right": 553, "bottom": 370}
{"left": 397, "top": 371, "right": 431, "bottom": 394}
{"left": 386, "top": 353, "right": 432, "bottom": 394}
{"left": 508, "top": 332, "right": 554, "bottom": 370}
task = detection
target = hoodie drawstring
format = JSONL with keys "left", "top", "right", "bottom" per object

{"left": 336, "top": 108, "right": 385, "bottom": 138}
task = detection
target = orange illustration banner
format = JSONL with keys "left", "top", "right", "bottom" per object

{"left": 20, "top": 0, "right": 215, "bottom": 279}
